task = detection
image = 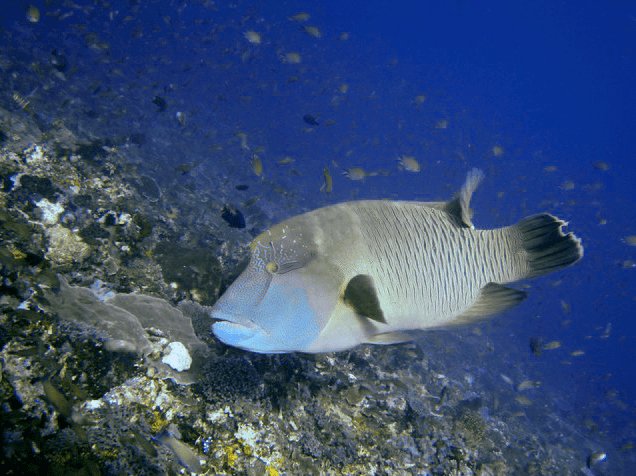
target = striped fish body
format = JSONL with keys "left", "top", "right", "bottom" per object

{"left": 211, "top": 170, "right": 583, "bottom": 353}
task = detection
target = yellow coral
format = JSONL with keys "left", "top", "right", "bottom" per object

{"left": 10, "top": 246, "right": 27, "bottom": 260}
{"left": 150, "top": 410, "right": 168, "bottom": 433}
{"left": 224, "top": 445, "right": 238, "bottom": 467}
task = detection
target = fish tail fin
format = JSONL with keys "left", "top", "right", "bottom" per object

{"left": 516, "top": 213, "right": 584, "bottom": 278}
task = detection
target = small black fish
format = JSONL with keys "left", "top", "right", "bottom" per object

{"left": 303, "top": 114, "right": 319, "bottom": 126}
{"left": 51, "top": 49, "right": 68, "bottom": 72}
{"left": 221, "top": 205, "right": 246, "bottom": 229}
{"left": 152, "top": 95, "right": 167, "bottom": 112}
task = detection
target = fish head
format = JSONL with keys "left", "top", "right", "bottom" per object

{"left": 211, "top": 218, "right": 350, "bottom": 353}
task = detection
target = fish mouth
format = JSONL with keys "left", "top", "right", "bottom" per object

{"left": 211, "top": 312, "right": 263, "bottom": 348}
{"left": 211, "top": 312, "right": 288, "bottom": 354}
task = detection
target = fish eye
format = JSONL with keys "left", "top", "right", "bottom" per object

{"left": 266, "top": 261, "right": 279, "bottom": 274}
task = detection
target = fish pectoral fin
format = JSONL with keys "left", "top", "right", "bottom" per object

{"left": 454, "top": 283, "right": 527, "bottom": 324}
{"left": 444, "top": 168, "right": 485, "bottom": 229}
{"left": 365, "top": 331, "right": 413, "bottom": 345}
{"left": 342, "top": 274, "right": 386, "bottom": 324}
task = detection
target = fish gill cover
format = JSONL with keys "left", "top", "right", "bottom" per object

{"left": 0, "top": 0, "right": 634, "bottom": 474}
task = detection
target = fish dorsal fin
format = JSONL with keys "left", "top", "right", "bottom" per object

{"left": 444, "top": 168, "right": 485, "bottom": 229}
{"left": 342, "top": 274, "right": 386, "bottom": 324}
{"left": 452, "top": 283, "right": 527, "bottom": 325}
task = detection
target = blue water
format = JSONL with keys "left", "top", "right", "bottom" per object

{"left": 2, "top": 0, "right": 635, "bottom": 472}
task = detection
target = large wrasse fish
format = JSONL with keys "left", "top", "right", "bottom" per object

{"left": 211, "top": 169, "right": 583, "bottom": 353}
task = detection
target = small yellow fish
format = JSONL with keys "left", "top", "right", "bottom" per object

{"left": 175, "top": 111, "right": 187, "bottom": 127}
{"left": 303, "top": 25, "right": 322, "bottom": 38}
{"left": 277, "top": 156, "right": 294, "bottom": 165}
{"left": 27, "top": 5, "right": 40, "bottom": 23}
{"left": 624, "top": 235, "right": 636, "bottom": 246}
{"left": 343, "top": 167, "right": 368, "bottom": 181}
{"left": 244, "top": 31, "right": 262, "bottom": 45}
{"left": 517, "top": 380, "right": 542, "bottom": 392}
{"left": 592, "top": 161, "right": 610, "bottom": 171}
{"left": 289, "top": 12, "right": 310, "bottom": 22}
{"left": 250, "top": 154, "right": 263, "bottom": 177}
{"left": 542, "top": 340, "right": 561, "bottom": 350}
{"left": 236, "top": 131, "right": 249, "bottom": 151}
{"left": 414, "top": 94, "right": 427, "bottom": 105}
{"left": 570, "top": 350, "right": 585, "bottom": 357}
{"left": 560, "top": 300, "right": 571, "bottom": 315}
{"left": 398, "top": 156, "right": 420, "bottom": 173}
{"left": 515, "top": 395, "right": 534, "bottom": 406}
{"left": 587, "top": 451, "right": 607, "bottom": 467}
{"left": 561, "top": 180, "right": 575, "bottom": 191}
{"left": 500, "top": 374, "right": 514, "bottom": 385}
{"left": 493, "top": 145, "right": 504, "bottom": 156}
{"left": 280, "top": 52, "right": 302, "bottom": 64}
{"left": 321, "top": 167, "right": 333, "bottom": 193}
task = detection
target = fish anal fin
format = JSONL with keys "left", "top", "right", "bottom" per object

{"left": 444, "top": 168, "right": 484, "bottom": 229}
{"left": 366, "top": 331, "right": 413, "bottom": 345}
{"left": 454, "top": 283, "right": 527, "bottom": 324}
{"left": 342, "top": 274, "right": 386, "bottom": 324}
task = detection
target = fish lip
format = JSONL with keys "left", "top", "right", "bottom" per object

{"left": 210, "top": 310, "right": 258, "bottom": 329}
{"left": 211, "top": 311, "right": 264, "bottom": 345}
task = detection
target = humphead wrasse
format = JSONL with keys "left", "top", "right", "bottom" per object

{"left": 211, "top": 169, "right": 583, "bottom": 353}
